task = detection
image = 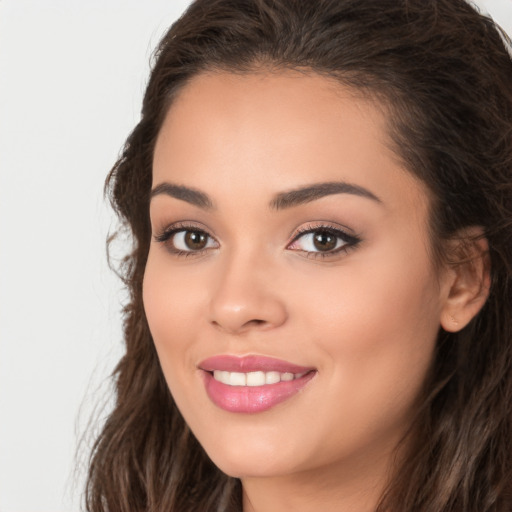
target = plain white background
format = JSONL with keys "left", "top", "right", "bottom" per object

{"left": 0, "top": 1, "right": 510, "bottom": 511}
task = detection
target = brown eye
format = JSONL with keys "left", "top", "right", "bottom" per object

{"left": 161, "top": 228, "right": 217, "bottom": 253}
{"left": 184, "top": 230, "right": 209, "bottom": 250}
{"left": 312, "top": 231, "right": 337, "bottom": 251}
{"left": 287, "top": 225, "right": 359, "bottom": 257}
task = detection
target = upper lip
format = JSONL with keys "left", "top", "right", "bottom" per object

{"left": 198, "top": 355, "right": 315, "bottom": 374}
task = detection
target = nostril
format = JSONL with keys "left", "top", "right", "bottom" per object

{"left": 210, "top": 317, "right": 268, "bottom": 334}
{"left": 246, "top": 319, "right": 266, "bottom": 327}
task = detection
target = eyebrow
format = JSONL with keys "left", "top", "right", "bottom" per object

{"left": 150, "top": 182, "right": 214, "bottom": 209}
{"left": 270, "top": 181, "right": 382, "bottom": 210}
{"left": 150, "top": 180, "right": 382, "bottom": 210}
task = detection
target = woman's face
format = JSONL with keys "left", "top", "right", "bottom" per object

{"left": 144, "top": 71, "right": 452, "bottom": 480}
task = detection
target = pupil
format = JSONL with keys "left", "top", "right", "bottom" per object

{"left": 185, "top": 231, "right": 207, "bottom": 250}
{"left": 313, "top": 231, "right": 336, "bottom": 251}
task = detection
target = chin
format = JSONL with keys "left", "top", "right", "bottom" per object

{"left": 211, "top": 456, "right": 295, "bottom": 480}
{"left": 197, "top": 430, "right": 304, "bottom": 479}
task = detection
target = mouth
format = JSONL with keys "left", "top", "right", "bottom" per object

{"left": 198, "top": 355, "right": 316, "bottom": 413}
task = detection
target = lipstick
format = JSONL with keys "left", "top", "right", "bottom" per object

{"left": 198, "top": 355, "right": 316, "bottom": 413}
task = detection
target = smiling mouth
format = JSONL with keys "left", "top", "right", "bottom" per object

{"left": 199, "top": 355, "right": 316, "bottom": 413}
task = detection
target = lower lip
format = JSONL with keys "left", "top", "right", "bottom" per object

{"left": 201, "top": 371, "right": 316, "bottom": 413}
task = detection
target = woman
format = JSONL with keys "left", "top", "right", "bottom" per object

{"left": 86, "top": 0, "right": 512, "bottom": 510}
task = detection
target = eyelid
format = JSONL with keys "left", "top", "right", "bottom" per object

{"left": 288, "top": 221, "right": 357, "bottom": 240}
{"left": 153, "top": 220, "right": 212, "bottom": 240}
{"left": 287, "top": 222, "right": 361, "bottom": 258}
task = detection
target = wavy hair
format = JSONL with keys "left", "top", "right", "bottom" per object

{"left": 85, "top": 1, "right": 512, "bottom": 510}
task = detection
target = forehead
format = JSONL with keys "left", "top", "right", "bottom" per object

{"left": 152, "top": 70, "right": 429, "bottom": 219}
{"left": 154, "top": 70, "right": 385, "bottom": 167}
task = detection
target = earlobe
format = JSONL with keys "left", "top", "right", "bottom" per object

{"left": 439, "top": 229, "right": 491, "bottom": 333}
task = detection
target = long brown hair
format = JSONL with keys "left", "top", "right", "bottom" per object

{"left": 85, "top": 1, "right": 512, "bottom": 510}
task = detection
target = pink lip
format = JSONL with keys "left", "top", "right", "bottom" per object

{"left": 198, "top": 355, "right": 316, "bottom": 413}
{"left": 199, "top": 355, "right": 314, "bottom": 373}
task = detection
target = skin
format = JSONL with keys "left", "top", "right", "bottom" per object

{"left": 144, "top": 70, "right": 470, "bottom": 511}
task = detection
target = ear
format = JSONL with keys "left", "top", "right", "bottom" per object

{"left": 439, "top": 227, "right": 491, "bottom": 333}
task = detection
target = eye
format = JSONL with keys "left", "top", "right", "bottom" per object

{"left": 173, "top": 229, "right": 216, "bottom": 251}
{"left": 154, "top": 225, "right": 218, "bottom": 255}
{"left": 287, "top": 225, "right": 360, "bottom": 257}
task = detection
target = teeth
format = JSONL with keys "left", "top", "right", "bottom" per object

{"left": 265, "top": 371, "right": 280, "bottom": 384}
{"left": 229, "top": 372, "right": 246, "bottom": 386}
{"left": 246, "top": 371, "right": 265, "bottom": 386}
{"left": 213, "top": 370, "right": 307, "bottom": 386}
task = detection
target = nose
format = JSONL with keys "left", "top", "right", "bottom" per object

{"left": 208, "top": 251, "right": 288, "bottom": 335}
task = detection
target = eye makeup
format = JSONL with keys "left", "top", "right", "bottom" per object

{"left": 153, "top": 220, "right": 362, "bottom": 260}
{"left": 287, "top": 222, "right": 362, "bottom": 260}
{"left": 153, "top": 221, "right": 218, "bottom": 257}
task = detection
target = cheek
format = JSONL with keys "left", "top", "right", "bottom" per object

{"left": 300, "top": 226, "right": 441, "bottom": 350}
{"left": 143, "top": 247, "right": 208, "bottom": 321}
{"left": 142, "top": 251, "right": 204, "bottom": 378}
{"left": 290, "top": 239, "right": 441, "bottom": 426}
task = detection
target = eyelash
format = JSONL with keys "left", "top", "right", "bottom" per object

{"left": 154, "top": 222, "right": 215, "bottom": 258}
{"left": 153, "top": 222, "right": 361, "bottom": 260}
{"left": 289, "top": 223, "right": 361, "bottom": 260}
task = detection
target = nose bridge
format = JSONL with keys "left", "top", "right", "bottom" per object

{"left": 208, "top": 244, "right": 287, "bottom": 334}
